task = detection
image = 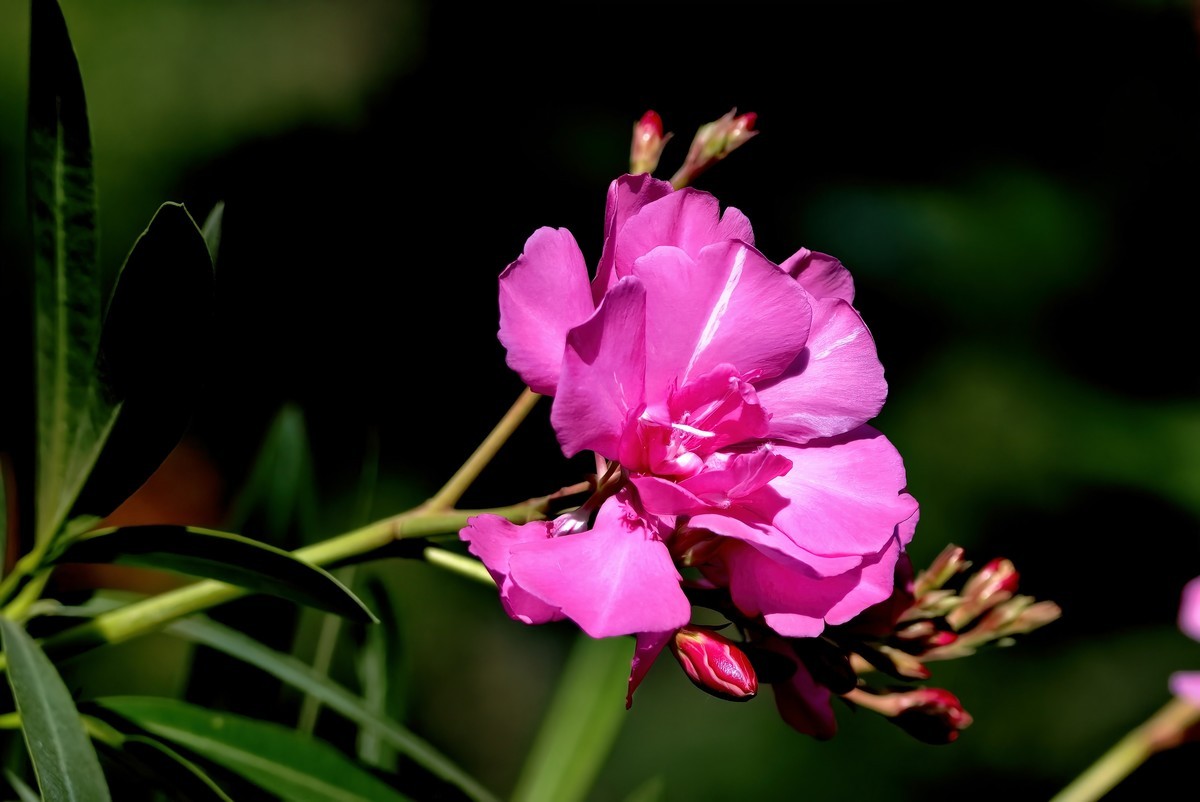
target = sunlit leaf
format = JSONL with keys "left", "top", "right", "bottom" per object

{"left": 166, "top": 615, "right": 499, "bottom": 802}
{"left": 511, "top": 633, "right": 631, "bottom": 802}
{"left": 71, "top": 202, "right": 215, "bottom": 522}
{"left": 95, "top": 697, "right": 412, "bottom": 802}
{"left": 27, "top": 0, "right": 113, "bottom": 546}
{"left": 0, "top": 617, "right": 111, "bottom": 801}
{"left": 49, "top": 525, "right": 376, "bottom": 623}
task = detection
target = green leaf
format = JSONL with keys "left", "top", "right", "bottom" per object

{"left": 83, "top": 720, "right": 235, "bottom": 802}
{"left": 27, "top": 0, "right": 113, "bottom": 545}
{"left": 4, "top": 769, "right": 43, "bottom": 802}
{"left": 353, "top": 578, "right": 404, "bottom": 770}
{"left": 166, "top": 615, "right": 499, "bottom": 802}
{"left": 71, "top": 202, "right": 216, "bottom": 522}
{"left": 49, "top": 526, "right": 377, "bottom": 623}
{"left": 200, "top": 201, "right": 224, "bottom": 267}
{"left": 623, "top": 776, "right": 666, "bottom": 802}
{"left": 511, "top": 633, "right": 632, "bottom": 802}
{"left": 0, "top": 617, "right": 112, "bottom": 802}
{"left": 226, "top": 403, "right": 318, "bottom": 543}
{"left": 95, "top": 697, "right": 412, "bottom": 802}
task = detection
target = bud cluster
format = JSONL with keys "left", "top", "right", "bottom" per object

{"left": 627, "top": 108, "right": 758, "bottom": 188}
{"left": 665, "top": 542, "right": 1060, "bottom": 745}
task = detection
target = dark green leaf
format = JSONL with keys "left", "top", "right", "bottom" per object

{"left": 226, "top": 403, "right": 318, "bottom": 543}
{"left": 166, "top": 615, "right": 498, "bottom": 802}
{"left": 49, "top": 526, "right": 377, "bottom": 623}
{"left": 95, "top": 697, "right": 412, "bottom": 802}
{"left": 200, "top": 201, "right": 224, "bottom": 267}
{"left": 0, "top": 617, "right": 111, "bottom": 802}
{"left": 4, "top": 769, "right": 43, "bottom": 802}
{"left": 27, "top": 0, "right": 112, "bottom": 545}
{"left": 354, "top": 577, "right": 407, "bottom": 769}
{"left": 71, "top": 202, "right": 216, "bottom": 522}
{"left": 90, "top": 731, "right": 234, "bottom": 802}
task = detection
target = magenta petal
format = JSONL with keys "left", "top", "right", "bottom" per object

{"left": 722, "top": 538, "right": 901, "bottom": 637}
{"left": 762, "top": 428, "right": 918, "bottom": 558}
{"left": 551, "top": 277, "right": 648, "bottom": 459}
{"left": 508, "top": 496, "right": 691, "bottom": 638}
{"left": 627, "top": 630, "right": 673, "bottom": 709}
{"left": 678, "top": 447, "right": 793, "bottom": 508}
{"left": 762, "top": 639, "right": 837, "bottom": 739}
{"left": 614, "top": 188, "right": 754, "bottom": 281}
{"left": 1179, "top": 576, "right": 1200, "bottom": 642}
{"left": 668, "top": 365, "right": 770, "bottom": 451}
{"left": 757, "top": 297, "right": 887, "bottom": 444}
{"left": 498, "top": 227, "right": 596, "bottom": 395}
{"left": 1170, "top": 671, "right": 1200, "bottom": 703}
{"left": 459, "top": 516, "right": 562, "bottom": 625}
{"left": 635, "top": 241, "right": 812, "bottom": 398}
{"left": 594, "top": 174, "right": 675, "bottom": 300}
{"left": 687, "top": 512, "right": 864, "bottom": 576}
{"left": 780, "top": 247, "right": 856, "bottom": 303}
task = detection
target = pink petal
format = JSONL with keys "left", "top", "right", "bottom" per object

{"left": 459, "top": 515, "right": 563, "bottom": 625}
{"left": 761, "top": 638, "right": 837, "bottom": 739}
{"left": 507, "top": 495, "right": 691, "bottom": 638}
{"left": 780, "top": 247, "right": 855, "bottom": 303}
{"left": 1169, "top": 671, "right": 1200, "bottom": 704}
{"left": 551, "top": 278, "right": 648, "bottom": 459}
{"left": 757, "top": 297, "right": 887, "bottom": 444}
{"left": 593, "top": 174, "right": 674, "bottom": 300}
{"left": 498, "top": 227, "right": 596, "bottom": 395}
{"left": 612, "top": 187, "right": 755, "bottom": 285}
{"left": 635, "top": 241, "right": 812, "bottom": 400}
{"left": 761, "top": 428, "right": 918, "bottom": 558}
{"left": 1179, "top": 576, "right": 1200, "bottom": 642}
{"left": 626, "top": 630, "right": 673, "bottom": 709}
{"left": 686, "top": 512, "right": 864, "bottom": 576}
{"left": 722, "top": 535, "right": 901, "bottom": 637}
{"left": 667, "top": 365, "right": 770, "bottom": 451}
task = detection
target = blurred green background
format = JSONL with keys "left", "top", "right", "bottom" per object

{"left": 2, "top": 0, "right": 1199, "bottom": 799}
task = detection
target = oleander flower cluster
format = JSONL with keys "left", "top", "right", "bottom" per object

{"left": 460, "top": 167, "right": 937, "bottom": 735}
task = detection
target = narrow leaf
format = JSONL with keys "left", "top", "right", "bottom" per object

{"left": 225, "top": 403, "right": 318, "bottom": 542}
{"left": 167, "top": 616, "right": 499, "bottom": 802}
{"left": 95, "top": 697, "right": 412, "bottom": 802}
{"left": 0, "top": 617, "right": 111, "bottom": 802}
{"left": 27, "top": 0, "right": 112, "bottom": 545}
{"left": 87, "top": 730, "right": 233, "bottom": 802}
{"left": 200, "top": 201, "right": 224, "bottom": 267}
{"left": 511, "top": 634, "right": 632, "bottom": 802}
{"left": 49, "top": 526, "right": 377, "bottom": 623}
{"left": 5, "top": 769, "right": 43, "bottom": 802}
{"left": 72, "top": 202, "right": 216, "bottom": 522}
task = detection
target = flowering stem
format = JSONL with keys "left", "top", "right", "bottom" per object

{"left": 426, "top": 387, "right": 542, "bottom": 511}
{"left": 1050, "top": 696, "right": 1200, "bottom": 802}
{"left": 0, "top": 500, "right": 548, "bottom": 672}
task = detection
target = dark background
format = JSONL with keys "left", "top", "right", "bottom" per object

{"left": 2, "top": 1, "right": 1199, "bottom": 799}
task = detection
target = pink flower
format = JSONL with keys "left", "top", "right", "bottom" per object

{"left": 463, "top": 173, "right": 917, "bottom": 734}
{"left": 1169, "top": 575, "right": 1200, "bottom": 703}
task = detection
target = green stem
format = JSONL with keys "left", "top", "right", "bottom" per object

{"left": 1050, "top": 696, "right": 1200, "bottom": 802}
{"left": 426, "top": 387, "right": 542, "bottom": 511}
{"left": 0, "top": 500, "right": 547, "bottom": 671}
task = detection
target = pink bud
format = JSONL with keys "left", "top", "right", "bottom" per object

{"left": 630, "top": 110, "right": 672, "bottom": 176}
{"left": 913, "top": 544, "right": 969, "bottom": 597}
{"left": 670, "top": 627, "right": 758, "bottom": 702}
{"left": 891, "top": 688, "right": 974, "bottom": 745}
{"left": 947, "top": 558, "right": 1019, "bottom": 630}
{"left": 669, "top": 108, "right": 760, "bottom": 188}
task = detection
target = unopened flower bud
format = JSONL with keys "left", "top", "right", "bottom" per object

{"left": 947, "top": 558, "right": 1019, "bottom": 630}
{"left": 670, "top": 627, "right": 758, "bottom": 702}
{"left": 844, "top": 686, "right": 973, "bottom": 745}
{"left": 913, "top": 544, "right": 969, "bottom": 597}
{"left": 630, "top": 110, "right": 672, "bottom": 175}
{"left": 670, "top": 108, "right": 758, "bottom": 188}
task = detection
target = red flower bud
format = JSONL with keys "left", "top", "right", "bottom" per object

{"left": 891, "top": 688, "right": 974, "bottom": 745}
{"left": 670, "top": 627, "right": 758, "bottom": 702}
{"left": 669, "top": 108, "right": 759, "bottom": 188}
{"left": 630, "top": 110, "right": 672, "bottom": 176}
